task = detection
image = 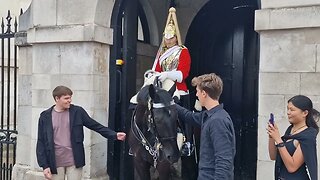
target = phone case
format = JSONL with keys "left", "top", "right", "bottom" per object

{"left": 269, "top": 113, "right": 274, "bottom": 125}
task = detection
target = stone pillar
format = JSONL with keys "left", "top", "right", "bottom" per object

{"left": 12, "top": 0, "right": 116, "bottom": 179}
{"left": 255, "top": 1, "right": 320, "bottom": 179}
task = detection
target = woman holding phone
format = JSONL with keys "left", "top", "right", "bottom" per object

{"left": 267, "top": 95, "right": 318, "bottom": 180}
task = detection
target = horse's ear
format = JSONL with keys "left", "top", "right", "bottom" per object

{"left": 149, "top": 84, "right": 156, "bottom": 99}
{"left": 153, "top": 76, "right": 162, "bottom": 88}
{"left": 137, "top": 86, "right": 149, "bottom": 105}
{"left": 167, "top": 84, "right": 176, "bottom": 97}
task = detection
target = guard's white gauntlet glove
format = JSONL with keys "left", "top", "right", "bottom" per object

{"left": 158, "top": 71, "right": 183, "bottom": 82}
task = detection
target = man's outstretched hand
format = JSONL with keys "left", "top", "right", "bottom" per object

{"left": 43, "top": 167, "right": 52, "bottom": 180}
{"left": 116, "top": 132, "right": 126, "bottom": 141}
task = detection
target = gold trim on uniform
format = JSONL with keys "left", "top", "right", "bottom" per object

{"left": 161, "top": 47, "right": 182, "bottom": 71}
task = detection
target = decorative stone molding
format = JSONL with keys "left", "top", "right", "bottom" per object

{"left": 15, "top": 31, "right": 30, "bottom": 46}
{"left": 255, "top": 6, "right": 320, "bottom": 31}
{"left": 261, "top": 0, "right": 320, "bottom": 9}
{"left": 27, "top": 24, "right": 113, "bottom": 45}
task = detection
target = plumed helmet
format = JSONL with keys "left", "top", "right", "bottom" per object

{"left": 164, "top": 20, "right": 176, "bottom": 39}
{"left": 163, "top": 7, "right": 182, "bottom": 46}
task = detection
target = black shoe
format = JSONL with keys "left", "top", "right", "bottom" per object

{"left": 180, "top": 142, "right": 194, "bottom": 156}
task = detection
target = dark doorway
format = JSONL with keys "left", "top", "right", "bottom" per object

{"left": 185, "top": 1, "right": 259, "bottom": 179}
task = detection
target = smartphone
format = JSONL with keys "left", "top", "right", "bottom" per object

{"left": 269, "top": 113, "right": 274, "bottom": 126}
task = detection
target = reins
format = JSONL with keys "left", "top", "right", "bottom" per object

{"left": 131, "top": 107, "right": 160, "bottom": 167}
{"left": 131, "top": 99, "right": 176, "bottom": 167}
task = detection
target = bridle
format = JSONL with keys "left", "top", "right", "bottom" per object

{"left": 131, "top": 98, "right": 176, "bottom": 168}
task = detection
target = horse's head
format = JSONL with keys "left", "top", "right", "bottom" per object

{"left": 135, "top": 84, "right": 180, "bottom": 164}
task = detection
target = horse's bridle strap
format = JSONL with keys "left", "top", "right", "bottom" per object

{"left": 152, "top": 100, "right": 175, "bottom": 108}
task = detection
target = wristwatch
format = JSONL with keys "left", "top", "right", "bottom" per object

{"left": 275, "top": 142, "right": 285, "bottom": 148}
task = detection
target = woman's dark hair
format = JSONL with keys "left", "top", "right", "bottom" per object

{"left": 288, "top": 95, "right": 319, "bottom": 134}
{"left": 313, "top": 109, "right": 320, "bottom": 126}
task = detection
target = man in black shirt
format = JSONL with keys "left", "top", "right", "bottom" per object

{"left": 175, "top": 73, "right": 236, "bottom": 180}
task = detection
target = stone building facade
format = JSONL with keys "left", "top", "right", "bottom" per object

{"left": 0, "top": 0, "right": 318, "bottom": 179}
{"left": 256, "top": 0, "right": 320, "bottom": 179}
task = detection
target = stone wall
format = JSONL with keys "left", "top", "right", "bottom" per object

{"left": 12, "top": 0, "right": 115, "bottom": 179}
{"left": 256, "top": 2, "right": 320, "bottom": 179}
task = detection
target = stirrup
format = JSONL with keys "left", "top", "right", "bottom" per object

{"left": 128, "top": 148, "right": 134, "bottom": 156}
{"left": 180, "top": 142, "right": 194, "bottom": 157}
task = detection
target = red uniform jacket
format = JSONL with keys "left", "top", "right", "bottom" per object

{"left": 153, "top": 46, "right": 191, "bottom": 92}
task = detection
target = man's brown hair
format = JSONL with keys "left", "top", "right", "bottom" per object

{"left": 191, "top": 73, "right": 223, "bottom": 100}
{"left": 52, "top": 86, "right": 73, "bottom": 100}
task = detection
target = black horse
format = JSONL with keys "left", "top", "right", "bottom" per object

{"left": 128, "top": 84, "right": 180, "bottom": 180}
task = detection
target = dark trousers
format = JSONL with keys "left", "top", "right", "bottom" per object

{"left": 179, "top": 94, "right": 198, "bottom": 180}
{"left": 179, "top": 94, "right": 193, "bottom": 142}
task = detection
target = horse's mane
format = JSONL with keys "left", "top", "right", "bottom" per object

{"left": 137, "top": 85, "right": 173, "bottom": 107}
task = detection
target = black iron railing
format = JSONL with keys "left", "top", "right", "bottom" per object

{"left": 0, "top": 10, "right": 18, "bottom": 180}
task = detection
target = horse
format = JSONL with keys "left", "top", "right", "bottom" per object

{"left": 128, "top": 83, "right": 180, "bottom": 180}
